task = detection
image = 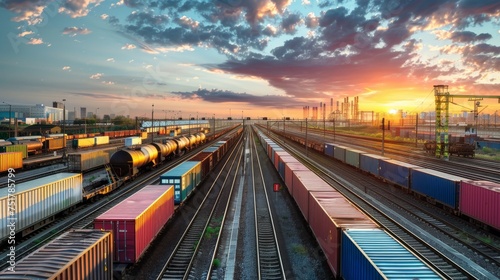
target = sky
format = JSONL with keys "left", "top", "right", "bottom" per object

{"left": 1, "top": 0, "right": 500, "bottom": 120}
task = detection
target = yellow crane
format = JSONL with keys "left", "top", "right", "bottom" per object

{"left": 433, "top": 85, "right": 500, "bottom": 160}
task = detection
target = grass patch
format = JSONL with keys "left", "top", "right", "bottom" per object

{"left": 292, "top": 244, "right": 307, "bottom": 255}
{"left": 212, "top": 258, "right": 221, "bottom": 268}
{"left": 204, "top": 226, "right": 220, "bottom": 238}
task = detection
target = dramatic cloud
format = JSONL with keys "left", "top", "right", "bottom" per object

{"left": 58, "top": 0, "right": 103, "bottom": 18}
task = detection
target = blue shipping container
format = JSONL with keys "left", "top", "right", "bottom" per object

{"left": 359, "top": 153, "right": 389, "bottom": 176}
{"left": 341, "top": 229, "right": 442, "bottom": 280}
{"left": 160, "top": 161, "right": 201, "bottom": 204}
{"left": 325, "top": 143, "right": 335, "bottom": 157}
{"left": 379, "top": 159, "right": 421, "bottom": 189}
{"left": 333, "top": 145, "right": 347, "bottom": 163}
{"left": 410, "top": 168, "right": 464, "bottom": 209}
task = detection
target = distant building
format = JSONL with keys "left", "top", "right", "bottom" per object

{"left": 87, "top": 112, "right": 94, "bottom": 118}
{"left": 52, "top": 101, "right": 64, "bottom": 109}
{"left": 80, "top": 107, "right": 86, "bottom": 119}
{"left": 68, "top": 111, "right": 75, "bottom": 121}
{"left": 0, "top": 104, "right": 63, "bottom": 123}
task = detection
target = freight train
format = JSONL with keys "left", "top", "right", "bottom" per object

{"left": 0, "top": 126, "right": 242, "bottom": 244}
{"left": 255, "top": 129, "right": 443, "bottom": 279}
{"left": 267, "top": 127, "right": 500, "bottom": 233}
{"left": 0, "top": 126, "right": 244, "bottom": 279}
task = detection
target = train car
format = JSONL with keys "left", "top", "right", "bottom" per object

{"left": 0, "top": 144, "right": 28, "bottom": 159}
{"left": 160, "top": 161, "right": 202, "bottom": 204}
{"left": 151, "top": 142, "right": 176, "bottom": 161}
{"left": 341, "top": 229, "right": 442, "bottom": 279}
{"left": 0, "top": 229, "right": 113, "bottom": 280}
{"left": 6, "top": 136, "right": 43, "bottom": 142}
{"left": 94, "top": 185, "right": 174, "bottom": 264}
{"left": 345, "top": 148, "right": 366, "bottom": 168}
{"left": 0, "top": 152, "right": 23, "bottom": 173}
{"left": 109, "top": 144, "right": 159, "bottom": 177}
{"left": 189, "top": 152, "right": 214, "bottom": 179}
{"left": 43, "top": 137, "right": 66, "bottom": 151}
{"left": 11, "top": 140, "right": 42, "bottom": 155}
{"left": 359, "top": 153, "right": 389, "bottom": 177}
{"left": 460, "top": 180, "right": 500, "bottom": 231}
{"left": 94, "top": 135, "right": 110, "bottom": 146}
{"left": 72, "top": 137, "right": 95, "bottom": 148}
{"left": 67, "top": 147, "right": 120, "bottom": 172}
{"left": 171, "top": 136, "right": 190, "bottom": 154}
{"left": 0, "top": 140, "right": 11, "bottom": 147}
{"left": 379, "top": 159, "right": 422, "bottom": 189}
{"left": 291, "top": 170, "right": 334, "bottom": 222}
{"left": 0, "top": 173, "right": 83, "bottom": 242}
{"left": 125, "top": 136, "right": 142, "bottom": 147}
{"left": 308, "top": 191, "right": 378, "bottom": 277}
{"left": 410, "top": 168, "right": 465, "bottom": 209}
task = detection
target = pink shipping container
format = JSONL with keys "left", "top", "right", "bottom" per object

{"left": 308, "top": 191, "right": 378, "bottom": 277}
{"left": 94, "top": 185, "right": 174, "bottom": 263}
{"left": 284, "top": 162, "right": 308, "bottom": 192}
{"left": 460, "top": 180, "right": 500, "bottom": 231}
{"left": 274, "top": 151, "right": 289, "bottom": 170}
{"left": 291, "top": 170, "right": 333, "bottom": 222}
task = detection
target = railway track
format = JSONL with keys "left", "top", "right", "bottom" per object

{"left": 156, "top": 133, "right": 244, "bottom": 280}
{"left": 250, "top": 129, "right": 286, "bottom": 279}
{"left": 264, "top": 132, "right": 486, "bottom": 280}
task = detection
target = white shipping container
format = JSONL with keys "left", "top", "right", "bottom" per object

{"left": 0, "top": 173, "right": 83, "bottom": 242}
{"left": 68, "top": 148, "right": 118, "bottom": 172}
{"left": 125, "top": 137, "right": 142, "bottom": 147}
{"left": 94, "top": 136, "right": 110, "bottom": 146}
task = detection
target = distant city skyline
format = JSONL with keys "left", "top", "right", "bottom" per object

{"left": 1, "top": 1, "right": 499, "bottom": 119}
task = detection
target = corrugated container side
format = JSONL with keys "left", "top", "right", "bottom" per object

{"left": 0, "top": 173, "right": 83, "bottom": 242}
{"left": 410, "top": 168, "right": 462, "bottom": 208}
{"left": 68, "top": 149, "right": 114, "bottom": 172}
{"left": 73, "top": 138, "right": 95, "bottom": 148}
{"left": 345, "top": 149, "right": 365, "bottom": 168}
{"left": 333, "top": 145, "right": 346, "bottom": 162}
{"left": 44, "top": 138, "right": 66, "bottom": 151}
{"left": 341, "top": 229, "right": 442, "bottom": 280}
{"left": 291, "top": 170, "right": 333, "bottom": 222}
{"left": 94, "top": 136, "right": 110, "bottom": 145}
{"left": 308, "top": 192, "right": 378, "bottom": 277}
{"left": 379, "top": 159, "right": 421, "bottom": 189}
{"left": 160, "top": 161, "right": 201, "bottom": 204}
{"left": 0, "top": 229, "right": 113, "bottom": 280}
{"left": 359, "top": 153, "right": 388, "bottom": 176}
{"left": 189, "top": 152, "right": 213, "bottom": 179}
{"left": 125, "top": 137, "right": 142, "bottom": 147}
{"left": 460, "top": 181, "right": 500, "bottom": 231}
{"left": 324, "top": 143, "right": 335, "bottom": 157}
{"left": 94, "top": 185, "right": 174, "bottom": 263}
{"left": 0, "top": 152, "right": 23, "bottom": 172}
{"left": 284, "top": 162, "right": 307, "bottom": 192}
{"left": 1, "top": 144, "right": 28, "bottom": 159}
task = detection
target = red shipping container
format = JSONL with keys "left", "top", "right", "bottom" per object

{"left": 308, "top": 191, "right": 378, "bottom": 277}
{"left": 460, "top": 180, "right": 500, "bottom": 231}
{"left": 291, "top": 170, "right": 333, "bottom": 222}
{"left": 189, "top": 152, "right": 213, "bottom": 179}
{"left": 94, "top": 185, "right": 174, "bottom": 263}
{"left": 284, "top": 162, "right": 308, "bottom": 192}
{"left": 274, "top": 151, "right": 289, "bottom": 170}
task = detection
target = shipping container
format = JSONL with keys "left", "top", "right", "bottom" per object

{"left": 0, "top": 229, "right": 113, "bottom": 280}
{"left": 94, "top": 136, "right": 110, "bottom": 146}
{"left": 324, "top": 143, "right": 335, "bottom": 157}
{"left": 68, "top": 147, "right": 119, "bottom": 172}
{"left": 140, "top": 131, "right": 148, "bottom": 139}
{"left": 359, "top": 153, "right": 389, "bottom": 176}
{"left": 460, "top": 180, "right": 500, "bottom": 231}
{"left": 274, "top": 150, "right": 288, "bottom": 171}
{"left": 0, "top": 173, "right": 83, "bottom": 242}
{"left": 410, "top": 168, "right": 464, "bottom": 209}
{"left": 14, "top": 140, "right": 42, "bottom": 154}
{"left": 0, "top": 152, "right": 23, "bottom": 173}
{"left": 43, "top": 137, "right": 66, "bottom": 151}
{"left": 341, "top": 229, "right": 442, "bottom": 280}
{"left": 379, "top": 159, "right": 421, "bottom": 189}
{"left": 73, "top": 137, "right": 95, "bottom": 148}
{"left": 125, "top": 136, "right": 142, "bottom": 147}
{"left": 0, "top": 144, "right": 27, "bottom": 159}
{"left": 291, "top": 170, "right": 334, "bottom": 222}
{"left": 189, "top": 152, "right": 214, "bottom": 179}
{"left": 284, "top": 162, "right": 308, "bottom": 192}
{"left": 345, "top": 148, "right": 365, "bottom": 168}
{"left": 333, "top": 145, "right": 348, "bottom": 162}
{"left": 160, "top": 161, "right": 202, "bottom": 204}
{"left": 94, "top": 185, "right": 174, "bottom": 263}
{"left": 308, "top": 192, "right": 378, "bottom": 277}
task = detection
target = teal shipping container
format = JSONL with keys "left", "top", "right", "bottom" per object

{"left": 160, "top": 161, "right": 201, "bottom": 204}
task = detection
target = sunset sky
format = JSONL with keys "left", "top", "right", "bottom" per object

{"left": 1, "top": 0, "right": 500, "bottom": 119}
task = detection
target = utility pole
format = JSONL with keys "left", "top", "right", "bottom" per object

{"left": 151, "top": 104, "right": 154, "bottom": 143}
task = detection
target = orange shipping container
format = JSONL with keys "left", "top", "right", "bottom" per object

{"left": 0, "top": 152, "right": 23, "bottom": 173}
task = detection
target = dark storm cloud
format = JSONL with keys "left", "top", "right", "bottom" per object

{"left": 281, "top": 13, "right": 302, "bottom": 34}
{"left": 171, "top": 88, "right": 305, "bottom": 107}
{"left": 450, "top": 31, "right": 492, "bottom": 43}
